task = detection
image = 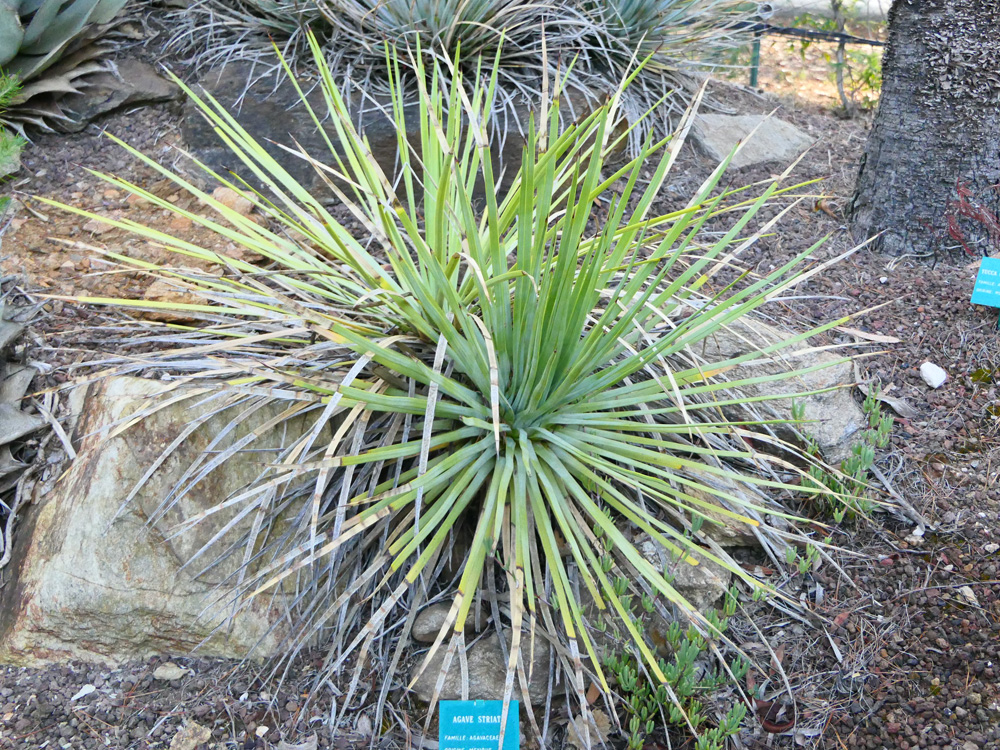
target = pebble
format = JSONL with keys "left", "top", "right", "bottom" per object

{"left": 211, "top": 186, "right": 254, "bottom": 216}
{"left": 82, "top": 217, "right": 116, "bottom": 235}
{"left": 168, "top": 214, "right": 194, "bottom": 232}
{"left": 919, "top": 362, "right": 948, "bottom": 389}
{"left": 152, "top": 662, "right": 191, "bottom": 681}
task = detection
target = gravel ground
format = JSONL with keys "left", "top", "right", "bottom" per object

{"left": 2, "top": 26, "right": 1000, "bottom": 750}
{"left": 0, "top": 653, "right": 386, "bottom": 749}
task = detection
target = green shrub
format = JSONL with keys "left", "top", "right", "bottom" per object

{"left": 604, "top": 581, "right": 748, "bottom": 750}
{"left": 46, "top": 38, "right": 848, "bottom": 742}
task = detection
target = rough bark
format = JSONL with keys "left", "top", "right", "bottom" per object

{"left": 849, "top": 0, "right": 1000, "bottom": 258}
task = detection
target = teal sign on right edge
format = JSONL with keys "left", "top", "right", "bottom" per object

{"left": 972, "top": 257, "right": 1000, "bottom": 308}
{"left": 440, "top": 700, "right": 519, "bottom": 750}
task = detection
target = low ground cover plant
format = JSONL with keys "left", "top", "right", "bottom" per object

{"left": 46, "top": 38, "right": 860, "bottom": 745}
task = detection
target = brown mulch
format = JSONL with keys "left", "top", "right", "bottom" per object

{"left": 2, "top": 28, "right": 1000, "bottom": 750}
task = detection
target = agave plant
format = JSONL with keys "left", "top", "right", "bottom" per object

{"left": 576, "top": 0, "right": 762, "bottom": 140}
{"left": 319, "top": 0, "right": 544, "bottom": 57}
{"left": 587, "top": 0, "right": 759, "bottom": 66}
{"left": 45, "top": 37, "right": 850, "bottom": 742}
{"left": 168, "top": 0, "right": 762, "bottom": 150}
{"left": 0, "top": 0, "right": 128, "bottom": 128}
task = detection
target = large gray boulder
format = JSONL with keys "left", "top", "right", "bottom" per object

{"left": 0, "top": 377, "right": 319, "bottom": 666}
{"left": 181, "top": 63, "right": 599, "bottom": 201}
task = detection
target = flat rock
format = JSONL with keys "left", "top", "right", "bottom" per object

{"left": 61, "top": 58, "right": 181, "bottom": 131}
{"left": 692, "top": 114, "right": 815, "bottom": 169}
{"left": 637, "top": 538, "right": 731, "bottom": 614}
{"left": 0, "top": 376, "right": 326, "bottom": 666}
{"left": 409, "top": 629, "right": 551, "bottom": 705}
{"left": 685, "top": 314, "right": 865, "bottom": 463}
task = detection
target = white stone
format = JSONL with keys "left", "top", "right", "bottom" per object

{"left": 692, "top": 114, "right": 815, "bottom": 170}
{"left": 152, "top": 662, "right": 191, "bottom": 681}
{"left": 920, "top": 362, "right": 948, "bottom": 389}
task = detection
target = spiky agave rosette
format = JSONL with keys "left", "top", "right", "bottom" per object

{"left": 165, "top": 0, "right": 764, "bottom": 153}
{"left": 44, "top": 37, "right": 855, "bottom": 742}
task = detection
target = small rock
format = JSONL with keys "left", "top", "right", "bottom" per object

{"left": 211, "top": 187, "right": 254, "bottom": 216}
{"left": 691, "top": 114, "right": 815, "bottom": 170}
{"left": 70, "top": 684, "right": 96, "bottom": 701}
{"left": 958, "top": 586, "right": 980, "bottom": 606}
{"left": 969, "top": 692, "right": 982, "bottom": 705}
{"left": 82, "top": 218, "right": 116, "bottom": 235}
{"left": 412, "top": 602, "right": 489, "bottom": 644}
{"left": 984, "top": 543, "right": 999, "bottom": 554}
{"left": 141, "top": 279, "right": 204, "bottom": 323}
{"left": 168, "top": 214, "right": 194, "bottom": 232}
{"left": 919, "top": 362, "right": 948, "bottom": 389}
{"left": 409, "top": 629, "right": 551, "bottom": 704}
{"left": 170, "top": 722, "right": 211, "bottom": 750}
{"left": 152, "top": 662, "right": 190, "bottom": 681}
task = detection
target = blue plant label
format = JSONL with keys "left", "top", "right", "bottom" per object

{"left": 439, "top": 700, "right": 519, "bottom": 750}
{"left": 972, "top": 257, "right": 1000, "bottom": 308}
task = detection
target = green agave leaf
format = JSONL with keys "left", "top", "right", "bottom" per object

{"left": 18, "top": 0, "right": 109, "bottom": 57}
{"left": 0, "top": 0, "right": 24, "bottom": 67}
